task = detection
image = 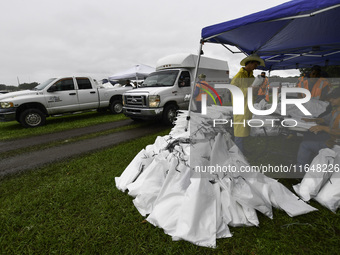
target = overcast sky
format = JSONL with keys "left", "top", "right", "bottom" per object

{"left": 1, "top": 0, "right": 299, "bottom": 86}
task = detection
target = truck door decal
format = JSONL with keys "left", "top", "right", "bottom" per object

{"left": 48, "top": 96, "right": 62, "bottom": 103}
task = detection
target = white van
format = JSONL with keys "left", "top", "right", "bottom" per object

{"left": 122, "top": 53, "right": 230, "bottom": 125}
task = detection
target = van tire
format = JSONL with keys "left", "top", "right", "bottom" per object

{"left": 109, "top": 100, "right": 123, "bottom": 114}
{"left": 19, "top": 108, "right": 46, "bottom": 128}
{"left": 162, "top": 104, "right": 178, "bottom": 125}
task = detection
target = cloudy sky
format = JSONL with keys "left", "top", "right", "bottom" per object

{"left": 1, "top": 0, "right": 299, "bottom": 86}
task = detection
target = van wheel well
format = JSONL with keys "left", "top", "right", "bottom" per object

{"left": 162, "top": 102, "right": 178, "bottom": 126}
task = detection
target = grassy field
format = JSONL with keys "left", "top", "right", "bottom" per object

{"left": 0, "top": 118, "right": 340, "bottom": 254}
{"left": 0, "top": 111, "right": 128, "bottom": 141}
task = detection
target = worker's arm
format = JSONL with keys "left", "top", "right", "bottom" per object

{"left": 302, "top": 117, "right": 325, "bottom": 124}
{"left": 309, "top": 125, "right": 340, "bottom": 135}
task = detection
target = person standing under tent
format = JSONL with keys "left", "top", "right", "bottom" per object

{"left": 256, "top": 72, "right": 269, "bottom": 103}
{"left": 231, "top": 54, "right": 265, "bottom": 154}
{"left": 297, "top": 87, "right": 340, "bottom": 169}
{"left": 297, "top": 65, "right": 331, "bottom": 100}
{"left": 296, "top": 71, "right": 307, "bottom": 90}
{"left": 193, "top": 74, "right": 210, "bottom": 113}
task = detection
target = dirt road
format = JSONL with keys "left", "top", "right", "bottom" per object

{"left": 0, "top": 120, "right": 168, "bottom": 178}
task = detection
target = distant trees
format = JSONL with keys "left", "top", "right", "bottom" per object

{"left": 267, "top": 75, "right": 299, "bottom": 83}
{"left": 0, "top": 84, "right": 20, "bottom": 92}
{"left": 18, "top": 82, "right": 38, "bottom": 90}
{"left": 299, "top": 65, "right": 340, "bottom": 78}
{"left": 0, "top": 82, "right": 38, "bottom": 92}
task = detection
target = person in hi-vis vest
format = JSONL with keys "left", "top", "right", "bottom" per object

{"left": 297, "top": 87, "right": 340, "bottom": 168}
{"left": 297, "top": 65, "right": 331, "bottom": 100}
{"left": 193, "top": 74, "right": 210, "bottom": 113}
{"left": 256, "top": 72, "right": 269, "bottom": 103}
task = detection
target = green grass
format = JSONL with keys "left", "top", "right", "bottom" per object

{"left": 0, "top": 121, "right": 153, "bottom": 160}
{"left": 0, "top": 111, "right": 128, "bottom": 141}
{"left": 1, "top": 131, "right": 339, "bottom": 254}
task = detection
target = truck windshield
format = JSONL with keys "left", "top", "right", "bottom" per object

{"left": 142, "top": 70, "right": 179, "bottom": 87}
{"left": 33, "top": 78, "right": 57, "bottom": 90}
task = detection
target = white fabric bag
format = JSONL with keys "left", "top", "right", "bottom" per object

{"left": 293, "top": 148, "right": 335, "bottom": 201}
{"left": 314, "top": 153, "right": 340, "bottom": 212}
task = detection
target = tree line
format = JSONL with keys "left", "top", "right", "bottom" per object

{"left": 0, "top": 82, "right": 39, "bottom": 92}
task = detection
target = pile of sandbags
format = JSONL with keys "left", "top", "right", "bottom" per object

{"left": 115, "top": 110, "right": 318, "bottom": 248}
{"left": 293, "top": 147, "right": 340, "bottom": 213}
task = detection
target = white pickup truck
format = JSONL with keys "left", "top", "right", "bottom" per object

{"left": 0, "top": 76, "right": 133, "bottom": 127}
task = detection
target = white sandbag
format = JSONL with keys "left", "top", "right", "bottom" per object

{"left": 242, "top": 173, "right": 278, "bottom": 208}
{"left": 127, "top": 151, "right": 169, "bottom": 197}
{"left": 241, "top": 205, "right": 259, "bottom": 227}
{"left": 269, "top": 182, "right": 317, "bottom": 217}
{"left": 275, "top": 98, "right": 329, "bottom": 118}
{"left": 147, "top": 158, "right": 191, "bottom": 233}
{"left": 115, "top": 149, "right": 154, "bottom": 192}
{"left": 213, "top": 182, "right": 233, "bottom": 239}
{"left": 313, "top": 152, "right": 340, "bottom": 212}
{"left": 171, "top": 173, "right": 219, "bottom": 248}
{"left": 209, "top": 132, "right": 248, "bottom": 179}
{"left": 209, "top": 133, "right": 230, "bottom": 178}
{"left": 293, "top": 148, "right": 335, "bottom": 201}
{"left": 132, "top": 156, "right": 169, "bottom": 216}
{"left": 145, "top": 135, "right": 170, "bottom": 155}
{"left": 253, "top": 99, "right": 268, "bottom": 110}
{"left": 191, "top": 139, "right": 213, "bottom": 160}
{"left": 250, "top": 126, "right": 281, "bottom": 137}
{"left": 219, "top": 178, "right": 254, "bottom": 227}
{"left": 314, "top": 171, "right": 340, "bottom": 213}
{"left": 232, "top": 177, "right": 273, "bottom": 220}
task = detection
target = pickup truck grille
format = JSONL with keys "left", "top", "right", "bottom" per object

{"left": 125, "top": 95, "right": 147, "bottom": 107}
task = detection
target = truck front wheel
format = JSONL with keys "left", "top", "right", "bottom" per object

{"left": 162, "top": 104, "right": 178, "bottom": 125}
{"left": 19, "top": 109, "right": 46, "bottom": 128}
{"left": 109, "top": 100, "right": 123, "bottom": 114}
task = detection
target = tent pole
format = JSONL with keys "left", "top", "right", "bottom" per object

{"left": 185, "top": 40, "right": 204, "bottom": 132}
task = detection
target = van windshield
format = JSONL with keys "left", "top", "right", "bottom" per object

{"left": 142, "top": 70, "right": 179, "bottom": 87}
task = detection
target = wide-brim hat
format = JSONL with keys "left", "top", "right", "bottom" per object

{"left": 198, "top": 74, "right": 206, "bottom": 79}
{"left": 240, "top": 54, "right": 265, "bottom": 67}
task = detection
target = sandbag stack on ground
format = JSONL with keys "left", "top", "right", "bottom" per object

{"left": 115, "top": 109, "right": 317, "bottom": 248}
{"left": 293, "top": 146, "right": 340, "bottom": 213}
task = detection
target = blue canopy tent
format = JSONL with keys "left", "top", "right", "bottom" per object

{"left": 201, "top": 0, "right": 340, "bottom": 70}
{"left": 185, "top": 0, "right": 340, "bottom": 129}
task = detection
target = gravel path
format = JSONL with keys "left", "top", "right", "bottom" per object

{"left": 0, "top": 120, "right": 168, "bottom": 178}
